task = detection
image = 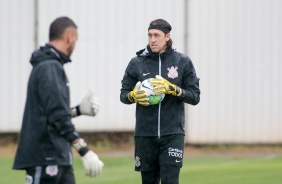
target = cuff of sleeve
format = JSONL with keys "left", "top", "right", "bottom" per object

{"left": 176, "top": 86, "right": 182, "bottom": 96}
{"left": 76, "top": 106, "right": 81, "bottom": 116}
{"left": 72, "top": 138, "right": 89, "bottom": 156}
{"left": 178, "top": 88, "right": 186, "bottom": 98}
{"left": 71, "top": 106, "right": 81, "bottom": 117}
{"left": 78, "top": 147, "right": 89, "bottom": 156}
{"left": 65, "top": 131, "right": 80, "bottom": 143}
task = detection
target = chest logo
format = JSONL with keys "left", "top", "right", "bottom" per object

{"left": 143, "top": 73, "right": 150, "bottom": 76}
{"left": 167, "top": 66, "right": 178, "bottom": 79}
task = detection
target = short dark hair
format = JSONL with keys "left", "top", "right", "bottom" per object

{"left": 148, "top": 19, "right": 173, "bottom": 50}
{"left": 49, "top": 16, "right": 77, "bottom": 41}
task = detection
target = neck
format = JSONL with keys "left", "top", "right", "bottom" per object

{"left": 49, "top": 41, "right": 68, "bottom": 56}
{"left": 159, "top": 45, "right": 167, "bottom": 54}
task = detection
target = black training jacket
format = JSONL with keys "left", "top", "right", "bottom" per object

{"left": 13, "top": 44, "right": 80, "bottom": 170}
{"left": 120, "top": 46, "right": 200, "bottom": 137}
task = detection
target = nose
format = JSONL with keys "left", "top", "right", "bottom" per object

{"left": 150, "top": 36, "right": 156, "bottom": 43}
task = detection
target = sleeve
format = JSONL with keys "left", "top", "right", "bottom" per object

{"left": 37, "top": 61, "right": 80, "bottom": 143}
{"left": 120, "top": 59, "right": 139, "bottom": 104}
{"left": 178, "top": 57, "right": 201, "bottom": 105}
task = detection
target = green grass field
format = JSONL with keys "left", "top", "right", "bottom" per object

{"left": 1, "top": 155, "right": 282, "bottom": 184}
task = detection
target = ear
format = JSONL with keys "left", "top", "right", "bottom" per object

{"left": 166, "top": 33, "right": 170, "bottom": 41}
{"left": 67, "top": 31, "right": 75, "bottom": 44}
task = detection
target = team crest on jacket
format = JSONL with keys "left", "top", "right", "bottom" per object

{"left": 26, "top": 174, "right": 33, "bottom": 184}
{"left": 135, "top": 156, "right": 141, "bottom": 167}
{"left": 46, "top": 165, "right": 58, "bottom": 176}
{"left": 167, "top": 66, "right": 178, "bottom": 79}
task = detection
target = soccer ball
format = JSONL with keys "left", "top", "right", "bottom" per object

{"left": 138, "top": 78, "right": 165, "bottom": 105}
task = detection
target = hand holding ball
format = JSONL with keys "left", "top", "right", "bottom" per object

{"left": 138, "top": 78, "right": 165, "bottom": 105}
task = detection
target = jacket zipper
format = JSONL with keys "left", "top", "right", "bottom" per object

{"left": 158, "top": 54, "right": 161, "bottom": 139}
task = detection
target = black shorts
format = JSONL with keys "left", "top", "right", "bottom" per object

{"left": 134, "top": 134, "right": 184, "bottom": 171}
{"left": 25, "top": 165, "right": 75, "bottom": 184}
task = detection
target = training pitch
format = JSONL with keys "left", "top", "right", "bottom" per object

{"left": 1, "top": 153, "right": 282, "bottom": 184}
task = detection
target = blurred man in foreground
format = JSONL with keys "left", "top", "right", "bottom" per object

{"left": 13, "top": 16, "right": 103, "bottom": 184}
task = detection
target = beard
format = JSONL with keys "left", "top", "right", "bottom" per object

{"left": 66, "top": 46, "right": 73, "bottom": 57}
{"left": 66, "top": 43, "right": 75, "bottom": 57}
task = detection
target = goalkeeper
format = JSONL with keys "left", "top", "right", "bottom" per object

{"left": 120, "top": 19, "right": 200, "bottom": 184}
{"left": 13, "top": 17, "right": 103, "bottom": 184}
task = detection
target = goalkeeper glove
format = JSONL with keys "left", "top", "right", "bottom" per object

{"left": 128, "top": 81, "right": 149, "bottom": 106}
{"left": 72, "top": 138, "right": 104, "bottom": 177}
{"left": 151, "top": 75, "right": 182, "bottom": 96}
{"left": 71, "top": 89, "right": 100, "bottom": 117}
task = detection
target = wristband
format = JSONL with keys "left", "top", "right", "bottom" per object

{"left": 73, "top": 138, "right": 87, "bottom": 151}
{"left": 72, "top": 138, "right": 89, "bottom": 156}
{"left": 76, "top": 106, "right": 81, "bottom": 116}
{"left": 78, "top": 147, "right": 89, "bottom": 156}
{"left": 71, "top": 106, "right": 81, "bottom": 117}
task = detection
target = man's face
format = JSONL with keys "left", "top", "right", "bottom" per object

{"left": 66, "top": 28, "right": 78, "bottom": 56}
{"left": 148, "top": 29, "right": 170, "bottom": 53}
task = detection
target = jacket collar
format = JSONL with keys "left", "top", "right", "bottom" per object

{"left": 46, "top": 44, "right": 72, "bottom": 65}
{"left": 136, "top": 45, "right": 173, "bottom": 58}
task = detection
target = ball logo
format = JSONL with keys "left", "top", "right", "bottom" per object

{"left": 141, "top": 83, "right": 151, "bottom": 90}
{"left": 167, "top": 66, "right": 178, "bottom": 79}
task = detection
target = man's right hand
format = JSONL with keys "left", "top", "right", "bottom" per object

{"left": 128, "top": 82, "right": 149, "bottom": 106}
{"left": 72, "top": 138, "right": 104, "bottom": 177}
{"left": 81, "top": 150, "right": 104, "bottom": 177}
{"left": 79, "top": 89, "right": 100, "bottom": 116}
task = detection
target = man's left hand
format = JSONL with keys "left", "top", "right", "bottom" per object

{"left": 79, "top": 89, "right": 100, "bottom": 116}
{"left": 71, "top": 89, "right": 100, "bottom": 117}
{"left": 151, "top": 75, "right": 182, "bottom": 96}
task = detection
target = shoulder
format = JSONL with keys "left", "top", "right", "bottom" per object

{"left": 39, "top": 59, "right": 61, "bottom": 67}
{"left": 172, "top": 50, "right": 191, "bottom": 62}
{"left": 127, "top": 56, "right": 143, "bottom": 68}
{"left": 171, "top": 51, "right": 198, "bottom": 75}
{"left": 132, "top": 55, "right": 144, "bottom": 62}
{"left": 170, "top": 50, "right": 193, "bottom": 69}
{"left": 35, "top": 59, "right": 62, "bottom": 70}
{"left": 33, "top": 60, "right": 64, "bottom": 77}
